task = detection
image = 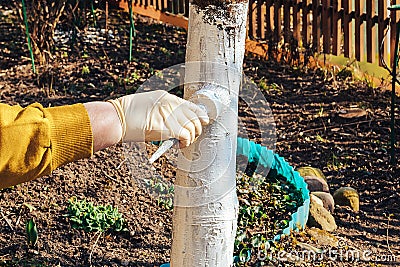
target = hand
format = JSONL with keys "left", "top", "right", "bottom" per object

{"left": 108, "top": 90, "right": 210, "bottom": 147}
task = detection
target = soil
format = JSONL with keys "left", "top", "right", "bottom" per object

{"left": 0, "top": 3, "right": 399, "bottom": 267}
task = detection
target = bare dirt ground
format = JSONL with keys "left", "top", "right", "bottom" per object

{"left": 0, "top": 4, "right": 399, "bottom": 266}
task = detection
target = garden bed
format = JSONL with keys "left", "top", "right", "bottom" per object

{"left": 0, "top": 4, "right": 399, "bottom": 266}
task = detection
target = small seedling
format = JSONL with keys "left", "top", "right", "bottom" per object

{"left": 26, "top": 218, "right": 38, "bottom": 248}
{"left": 258, "top": 77, "right": 269, "bottom": 91}
{"left": 66, "top": 197, "right": 125, "bottom": 232}
{"left": 159, "top": 47, "right": 171, "bottom": 56}
{"left": 81, "top": 65, "right": 90, "bottom": 75}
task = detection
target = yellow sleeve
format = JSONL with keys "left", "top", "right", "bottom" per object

{"left": 0, "top": 103, "right": 93, "bottom": 189}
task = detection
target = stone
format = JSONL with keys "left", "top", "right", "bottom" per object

{"left": 306, "top": 228, "right": 339, "bottom": 247}
{"left": 333, "top": 187, "right": 359, "bottom": 212}
{"left": 311, "top": 191, "right": 335, "bottom": 213}
{"left": 310, "top": 194, "right": 324, "bottom": 207}
{"left": 297, "top": 166, "right": 326, "bottom": 181}
{"left": 308, "top": 196, "right": 337, "bottom": 232}
{"left": 303, "top": 175, "right": 330, "bottom": 192}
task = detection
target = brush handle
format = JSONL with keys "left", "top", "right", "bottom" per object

{"left": 148, "top": 138, "right": 179, "bottom": 163}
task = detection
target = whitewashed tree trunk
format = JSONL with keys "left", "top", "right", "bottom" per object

{"left": 171, "top": 1, "right": 249, "bottom": 266}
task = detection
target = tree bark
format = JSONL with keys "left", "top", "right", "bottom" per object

{"left": 171, "top": 1, "right": 249, "bottom": 266}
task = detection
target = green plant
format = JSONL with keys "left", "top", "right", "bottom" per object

{"left": 316, "top": 134, "right": 328, "bottom": 143}
{"left": 159, "top": 47, "right": 171, "bottom": 56}
{"left": 145, "top": 176, "right": 174, "bottom": 210}
{"left": 125, "top": 71, "right": 141, "bottom": 84}
{"left": 234, "top": 170, "right": 304, "bottom": 265}
{"left": 258, "top": 77, "right": 269, "bottom": 91}
{"left": 317, "top": 105, "right": 324, "bottom": 117}
{"left": 81, "top": 65, "right": 90, "bottom": 75}
{"left": 26, "top": 218, "right": 38, "bottom": 248}
{"left": 66, "top": 197, "right": 125, "bottom": 232}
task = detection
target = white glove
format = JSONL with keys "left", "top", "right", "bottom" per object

{"left": 108, "top": 90, "right": 210, "bottom": 147}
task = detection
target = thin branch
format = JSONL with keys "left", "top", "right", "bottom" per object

{"left": 301, "top": 117, "right": 399, "bottom": 134}
{"left": 103, "top": 171, "right": 118, "bottom": 183}
{"left": 89, "top": 231, "right": 102, "bottom": 267}
{"left": 116, "top": 158, "right": 128, "bottom": 170}
{"left": 0, "top": 210, "right": 14, "bottom": 231}
{"left": 386, "top": 214, "right": 395, "bottom": 257}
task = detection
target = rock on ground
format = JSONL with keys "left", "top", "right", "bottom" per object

{"left": 306, "top": 227, "right": 339, "bottom": 247}
{"left": 333, "top": 187, "right": 359, "bottom": 212}
{"left": 308, "top": 196, "right": 337, "bottom": 232}
{"left": 297, "top": 166, "right": 326, "bottom": 181}
{"left": 311, "top": 191, "right": 335, "bottom": 213}
{"left": 303, "top": 175, "right": 329, "bottom": 192}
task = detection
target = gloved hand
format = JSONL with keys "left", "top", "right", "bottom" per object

{"left": 108, "top": 90, "right": 210, "bottom": 147}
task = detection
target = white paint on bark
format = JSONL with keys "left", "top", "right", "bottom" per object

{"left": 171, "top": 2, "right": 249, "bottom": 266}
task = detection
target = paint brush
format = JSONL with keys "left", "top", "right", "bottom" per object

{"left": 148, "top": 138, "right": 179, "bottom": 163}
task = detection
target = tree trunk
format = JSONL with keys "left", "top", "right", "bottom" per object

{"left": 171, "top": 1, "right": 249, "bottom": 266}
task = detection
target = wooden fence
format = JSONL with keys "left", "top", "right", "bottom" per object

{"left": 114, "top": 0, "right": 400, "bottom": 68}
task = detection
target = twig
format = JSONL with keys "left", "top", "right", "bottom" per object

{"left": 386, "top": 214, "right": 395, "bottom": 257}
{"left": 103, "top": 171, "right": 118, "bottom": 183}
{"left": 0, "top": 210, "right": 14, "bottom": 231}
{"left": 89, "top": 231, "right": 102, "bottom": 267}
{"left": 302, "top": 118, "right": 388, "bottom": 133}
{"left": 116, "top": 158, "right": 127, "bottom": 170}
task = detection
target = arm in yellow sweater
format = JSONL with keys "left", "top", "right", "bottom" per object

{"left": 0, "top": 102, "right": 124, "bottom": 189}
{"left": 0, "top": 103, "right": 94, "bottom": 189}
{"left": 0, "top": 91, "right": 208, "bottom": 189}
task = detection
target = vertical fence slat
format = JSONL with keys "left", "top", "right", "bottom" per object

{"left": 161, "top": 0, "right": 166, "bottom": 12}
{"left": 178, "top": 0, "right": 184, "bottom": 14}
{"left": 167, "top": 0, "right": 172, "bottom": 13}
{"left": 266, "top": 0, "right": 273, "bottom": 37}
{"left": 378, "top": 0, "right": 388, "bottom": 67}
{"left": 252, "top": 0, "right": 257, "bottom": 39}
{"left": 293, "top": 0, "right": 301, "bottom": 42}
{"left": 366, "top": 0, "right": 376, "bottom": 63}
{"left": 184, "top": 0, "right": 189, "bottom": 17}
{"left": 321, "top": 0, "right": 331, "bottom": 53}
{"left": 274, "top": 0, "right": 282, "bottom": 44}
{"left": 256, "top": 0, "right": 264, "bottom": 39}
{"left": 302, "top": 0, "right": 311, "bottom": 47}
{"left": 312, "top": 0, "right": 321, "bottom": 52}
{"left": 332, "top": 0, "right": 340, "bottom": 55}
{"left": 172, "top": 0, "right": 178, "bottom": 13}
{"left": 260, "top": 1, "right": 267, "bottom": 40}
{"left": 343, "top": 0, "right": 353, "bottom": 58}
{"left": 283, "top": 0, "right": 291, "bottom": 43}
{"left": 248, "top": 0, "right": 254, "bottom": 39}
{"left": 355, "top": 0, "right": 365, "bottom": 61}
